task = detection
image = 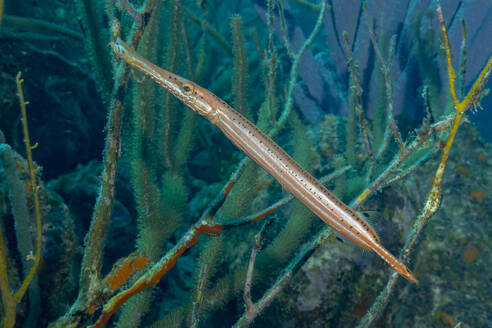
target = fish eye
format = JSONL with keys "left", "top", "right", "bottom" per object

{"left": 182, "top": 83, "right": 194, "bottom": 94}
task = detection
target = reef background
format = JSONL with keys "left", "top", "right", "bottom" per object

{"left": 0, "top": 1, "right": 490, "bottom": 327}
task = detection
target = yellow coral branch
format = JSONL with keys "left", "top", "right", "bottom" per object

{"left": 0, "top": 72, "right": 43, "bottom": 328}
{"left": 435, "top": 2, "right": 492, "bottom": 186}
{"left": 0, "top": 0, "right": 4, "bottom": 29}
{"left": 14, "top": 72, "right": 43, "bottom": 303}
{"left": 436, "top": 4, "right": 459, "bottom": 106}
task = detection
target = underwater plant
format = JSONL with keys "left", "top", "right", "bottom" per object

{"left": 0, "top": 0, "right": 491, "bottom": 327}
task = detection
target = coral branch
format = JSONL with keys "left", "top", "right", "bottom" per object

{"left": 458, "top": 19, "right": 467, "bottom": 99}
{"left": 269, "top": 0, "right": 327, "bottom": 139}
{"left": 183, "top": 6, "right": 232, "bottom": 56}
{"left": 363, "top": 2, "right": 404, "bottom": 155}
{"left": 119, "top": 0, "right": 143, "bottom": 28}
{"left": 266, "top": 0, "right": 279, "bottom": 127}
{"left": 352, "top": 116, "right": 453, "bottom": 208}
{"left": 343, "top": 31, "right": 375, "bottom": 163}
{"left": 275, "top": 0, "right": 295, "bottom": 60}
{"left": 13, "top": 72, "right": 42, "bottom": 304}
{"left": 0, "top": 0, "right": 3, "bottom": 29}
{"left": 103, "top": 255, "right": 150, "bottom": 294}
{"left": 243, "top": 218, "right": 275, "bottom": 318}
{"left": 0, "top": 72, "right": 43, "bottom": 328}
{"left": 288, "top": 0, "right": 322, "bottom": 12}
{"left": 234, "top": 226, "right": 334, "bottom": 327}
{"left": 436, "top": 3, "right": 458, "bottom": 106}
{"left": 190, "top": 264, "right": 208, "bottom": 328}
{"left": 90, "top": 223, "right": 207, "bottom": 327}
{"left": 1, "top": 15, "right": 83, "bottom": 40}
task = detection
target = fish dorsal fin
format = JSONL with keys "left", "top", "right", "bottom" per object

{"left": 357, "top": 211, "right": 381, "bottom": 244}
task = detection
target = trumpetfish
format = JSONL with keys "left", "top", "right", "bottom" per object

{"left": 111, "top": 38, "right": 417, "bottom": 283}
